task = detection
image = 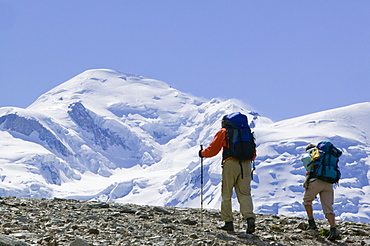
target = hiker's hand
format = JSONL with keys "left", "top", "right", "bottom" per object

{"left": 198, "top": 150, "right": 203, "bottom": 158}
{"left": 303, "top": 174, "right": 310, "bottom": 189}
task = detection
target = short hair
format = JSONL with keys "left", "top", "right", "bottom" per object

{"left": 305, "top": 144, "right": 316, "bottom": 151}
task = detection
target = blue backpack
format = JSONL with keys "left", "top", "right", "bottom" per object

{"left": 222, "top": 112, "right": 256, "bottom": 161}
{"left": 313, "top": 141, "right": 342, "bottom": 184}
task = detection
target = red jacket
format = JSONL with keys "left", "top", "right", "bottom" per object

{"left": 201, "top": 128, "right": 257, "bottom": 161}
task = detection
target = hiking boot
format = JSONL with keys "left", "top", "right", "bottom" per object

{"left": 307, "top": 218, "right": 317, "bottom": 230}
{"left": 246, "top": 217, "right": 255, "bottom": 234}
{"left": 327, "top": 227, "right": 340, "bottom": 241}
{"left": 217, "top": 221, "right": 234, "bottom": 232}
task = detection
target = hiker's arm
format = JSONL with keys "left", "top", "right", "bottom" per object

{"left": 200, "top": 129, "right": 226, "bottom": 158}
{"left": 250, "top": 148, "right": 257, "bottom": 161}
{"left": 301, "top": 151, "right": 314, "bottom": 189}
{"left": 303, "top": 173, "right": 311, "bottom": 189}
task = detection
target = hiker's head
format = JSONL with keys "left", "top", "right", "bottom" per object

{"left": 222, "top": 115, "right": 228, "bottom": 127}
{"left": 305, "top": 144, "right": 316, "bottom": 151}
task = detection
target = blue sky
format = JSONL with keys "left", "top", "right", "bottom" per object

{"left": 1, "top": 1, "right": 369, "bottom": 121}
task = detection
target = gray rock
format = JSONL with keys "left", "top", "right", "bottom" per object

{"left": 0, "top": 196, "right": 368, "bottom": 246}
{"left": 0, "top": 234, "right": 29, "bottom": 246}
{"left": 69, "top": 238, "right": 90, "bottom": 246}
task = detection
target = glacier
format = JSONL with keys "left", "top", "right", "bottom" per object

{"left": 0, "top": 68, "right": 369, "bottom": 223}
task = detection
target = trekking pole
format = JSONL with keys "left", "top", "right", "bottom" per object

{"left": 200, "top": 145, "right": 204, "bottom": 228}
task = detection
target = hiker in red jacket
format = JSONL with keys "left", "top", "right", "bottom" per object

{"left": 199, "top": 114, "right": 257, "bottom": 234}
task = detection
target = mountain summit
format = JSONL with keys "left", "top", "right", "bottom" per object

{"left": 0, "top": 69, "right": 369, "bottom": 223}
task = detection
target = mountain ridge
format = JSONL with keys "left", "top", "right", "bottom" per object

{"left": 0, "top": 69, "right": 369, "bottom": 223}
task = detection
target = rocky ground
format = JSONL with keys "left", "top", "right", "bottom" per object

{"left": 0, "top": 197, "right": 369, "bottom": 246}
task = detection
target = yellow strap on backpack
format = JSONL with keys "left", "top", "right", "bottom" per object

{"left": 311, "top": 148, "right": 320, "bottom": 162}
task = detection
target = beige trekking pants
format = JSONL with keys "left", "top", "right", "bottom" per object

{"left": 302, "top": 179, "right": 335, "bottom": 216}
{"left": 221, "top": 158, "right": 256, "bottom": 222}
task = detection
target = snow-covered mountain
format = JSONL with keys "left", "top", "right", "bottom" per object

{"left": 0, "top": 69, "right": 369, "bottom": 223}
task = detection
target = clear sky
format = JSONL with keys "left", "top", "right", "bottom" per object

{"left": 1, "top": 1, "right": 369, "bottom": 121}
